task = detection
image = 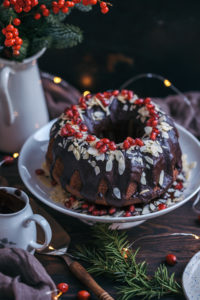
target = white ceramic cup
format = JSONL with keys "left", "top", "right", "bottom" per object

{"left": 0, "top": 187, "right": 52, "bottom": 253}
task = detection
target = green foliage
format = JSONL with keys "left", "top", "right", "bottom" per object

{"left": 73, "top": 224, "right": 183, "bottom": 300}
{"left": 0, "top": 1, "right": 92, "bottom": 60}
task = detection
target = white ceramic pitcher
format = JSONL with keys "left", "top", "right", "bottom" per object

{"left": 0, "top": 48, "right": 49, "bottom": 153}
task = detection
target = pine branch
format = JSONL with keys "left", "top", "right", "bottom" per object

{"left": 73, "top": 224, "right": 183, "bottom": 300}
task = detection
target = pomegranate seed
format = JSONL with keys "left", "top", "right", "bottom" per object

{"left": 175, "top": 182, "right": 183, "bottom": 190}
{"left": 135, "top": 138, "right": 144, "bottom": 147}
{"left": 151, "top": 120, "right": 158, "bottom": 127}
{"left": 108, "top": 207, "right": 116, "bottom": 215}
{"left": 127, "top": 137, "right": 135, "bottom": 145}
{"left": 61, "top": 127, "right": 68, "bottom": 136}
{"left": 123, "top": 140, "right": 130, "bottom": 150}
{"left": 109, "top": 141, "right": 117, "bottom": 151}
{"left": 35, "top": 169, "right": 44, "bottom": 175}
{"left": 75, "top": 132, "right": 83, "bottom": 139}
{"left": 86, "top": 135, "right": 96, "bottom": 142}
{"left": 166, "top": 254, "right": 177, "bottom": 266}
{"left": 135, "top": 98, "right": 144, "bottom": 105}
{"left": 129, "top": 205, "right": 135, "bottom": 212}
{"left": 103, "top": 91, "right": 111, "bottom": 98}
{"left": 57, "top": 282, "right": 69, "bottom": 293}
{"left": 121, "top": 89, "right": 128, "bottom": 96}
{"left": 80, "top": 124, "right": 88, "bottom": 132}
{"left": 144, "top": 97, "right": 151, "bottom": 104}
{"left": 72, "top": 105, "right": 78, "bottom": 111}
{"left": 124, "top": 211, "right": 132, "bottom": 217}
{"left": 153, "top": 128, "right": 160, "bottom": 134}
{"left": 88, "top": 205, "right": 95, "bottom": 212}
{"left": 127, "top": 90, "right": 133, "bottom": 100}
{"left": 66, "top": 109, "right": 73, "bottom": 118}
{"left": 150, "top": 132, "right": 157, "bottom": 140}
{"left": 95, "top": 93, "right": 104, "bottom": 100}
{"left": 101, "top": 138, "right": 110, "bottom": 144}
{"left": 112, "top": 90, "right": 119, "bottom": 96}
{"left": 99, "top": 209, "right": 107, "bottom": 216}
{"left": 96, "top": 141, "right": 103, "bottom": 149}
{"left": 99, "top": 145, "right": 108, "bottom": 153}
{"left": 158, "top": 203, "right": 167, "bottom": 210}
{"left": 146, "top": 104, "right": 155, "bottom": 110}
{"left": 101, "top": 99, "right": 109, "bottom": 107}
{"left": 92, "top": 209, "right": 100, "bottom": 216}
{"left": 82, "top": 203, "right": 89, "bottom": 209}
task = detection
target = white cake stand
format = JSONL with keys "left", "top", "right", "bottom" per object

{"left": 18, "top": 120, "right": 200, "bottom": 229}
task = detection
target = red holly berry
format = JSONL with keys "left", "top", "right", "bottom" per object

{"left": 35, "top": 168, "right": 44, "bottom": 175}
{"left": 13, "top": 18, "right": 21, "bottom": 26}
{"left": 6, "top": 32, "right": 13, "bottom": 40}
{"left": 100, "top": 1, "right": 107, "bottom": 8}
{"left": 158, "top": 203, "right": 167, "bottom": 210}
{"left": 34, "top": 12, "right": 41, "bottom": 19}
{"left": 62, "top": 6, "right": 69, "bottom": 13}
{"left": 15, "top": 37, "right": 23, "bottom": 45}
{"left": 77, "top": 290, "right": 91, "bottom": 300}
{"left": 57, "top": 282, "right": 69, "bottom": 293}
{"left": 165, "top": 254, "right": 177, "bottom": 266}
{"left": 66, "top": 1, "right": 75, "bottom": 7}
{"left": 3, "top": 0, "right": 10, "bottom": 7}
{"left": 42, "top": 8, "right": 50, "bottom": 16}
{"left": 6, "top": 25, "right": 14, "bottom": 32}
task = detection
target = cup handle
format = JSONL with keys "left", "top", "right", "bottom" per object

{"left": 0, "top": 66, "right": 15, "bottom": 126}
{"left": 24, "top": 214, "right": 52, "bottom": 251}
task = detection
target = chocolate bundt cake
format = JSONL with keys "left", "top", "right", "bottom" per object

{"left": 46, "top": 90, "right": 182, "bottom": 207}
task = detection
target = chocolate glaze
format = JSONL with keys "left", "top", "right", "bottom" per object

{"left": 46, "top": 92, "right": 182, "bottom": 207}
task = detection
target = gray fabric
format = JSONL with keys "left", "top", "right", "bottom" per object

{"left": 0, "top": 248, "right": 56, "bottom": 300}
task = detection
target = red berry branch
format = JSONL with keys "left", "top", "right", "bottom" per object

{"left": 0, "top": 0, "right": 112, "bottom": 60}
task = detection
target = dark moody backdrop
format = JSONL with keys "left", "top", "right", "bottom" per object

{"left": 39, "top": 0, "right": 200, "bottom": 96}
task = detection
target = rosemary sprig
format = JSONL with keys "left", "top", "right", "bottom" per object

{"left": 73, "top": 224, "right": 183, "bottom": 300}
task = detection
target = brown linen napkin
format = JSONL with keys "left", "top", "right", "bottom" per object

{"left": 0, "top": 248, "right": 56, "bottom": 300}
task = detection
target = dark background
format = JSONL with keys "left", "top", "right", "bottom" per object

{"left": 39, "top": 0, "right": 200, "bottom": 97}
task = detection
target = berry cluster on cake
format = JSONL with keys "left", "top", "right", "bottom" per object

{"left": 46, "top": 90, "right": 182, "bottom": 208}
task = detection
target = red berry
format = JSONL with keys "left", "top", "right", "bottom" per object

{"left": 77, "top": 290, "right": 90, "bottom": 300}
{"left": 15, "top": 37, "right": 23, "bottom": 45}
{"left": 89, "top": 0, "right": 97, "bottom": 4}
{"left": 127, "top": 90, "right": 134, "bottom": 100}
{"left": 4, "top": 39, "right": 15, "bottom": 47}
{"left": 146, "top": 104, "right": 154, "bottom": 110}
{"left": 151, "top": 120, "right": 158, "bottom": 127}
{"left": 100, "top": 1, "right": 107, "bottom": 8}
{"left": 6, "top": 32, "right": 13, "bottom": 40}
{"left": 99, "top": 144, "right": 108, "bottom": 153}
{"left": 62, "top": 6, "right": 69, "bottom": 13}
{"left": 123, "top": 140, "right": 130, "bottom": 150}
{"left": 101, "top": 7, "right": 108, "bottom": 13}
{"left": 12, "top": 28, "right": 19, "bottom": 37}
{"left": 13, "top": 18, "right": 21, "bottom": 26}
{"left": 53, "top": 7, "right": 60, "bottom": 13}
{"left": 12, "top": 45, "right": 21, "bottom": 50}
{"left": 135, "top": 138, "right": 144, "bottom": 147}
{"left": 121, "top": 89, "right": 128, "bottom": 96}
{"left": 127, "top": 137, "right": 135, "bottom": 145}
{"left": 42, "top": 8, "right": 50, "bottom": 16}
{"left": 13, "top": 50, "right": 20, "bottom": 56}
{"left": 158, "top": 203, "right": 167, "bottom": 210}
{"left": 166, "top": 254, "right": 177, "bottom": 266}
{"left": 81, "top": 203, "right": 89, "bottom": 209}
{"left": 34, "top": 13, "right": 41, "bottom": 20}
{"left": 124, "top": 211, "right": 132, "bottom": 217}
{"left": 92, "top": 209, "right": 100, "bottom": 216}
{"left": 75, "top": 132, "right": 83, "bottom": 139}
{"left": 2, "top": 28, "right": 6, "bottom": 35}
{"left": 108, "top": 207, "right": 116, "bottom": 215}
{"left": 66, "top": 1, "right": 75, "bottom": 7}
{"left": 3, "top": 0, "right": 10, "bottom": 7}
{"left": 86, "top": 135, "right": 96, "bottom": 142}
{"left": 35, "top": 168, "right": 44, "bottom": 175}
{"left": 10, "top": 0, "right": 16, "bottom": 4}
{"left": 101, "top": 99, "right": 109, "bottom": 107}
{"left": 6, "top": 25, "right": 14, "bottom": 32}
{"left": 129, "top": 205, "right": 135, "bottom": 212}
{"left": 57, "top": 282, "right": 69, "bottom": 293}
{"left": 40, "top": 4, "right": 46, "bottom": 9}
{"left": 66, "top": 109, "right": 73, "bottom": 118}
{"left": 88, "top": 204, "right": 95, "bottom": 212}
{"left": 109, "top": 141, "right": 117, "bottom": 151}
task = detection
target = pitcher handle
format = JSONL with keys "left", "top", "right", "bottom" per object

{"left": 0, "top": 66, "right": 15, "bottom": 126}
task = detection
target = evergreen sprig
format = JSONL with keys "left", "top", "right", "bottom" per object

{"left": 73, "top": 224, "right": 183, "bottom": 300}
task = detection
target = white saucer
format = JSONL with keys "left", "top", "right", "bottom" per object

{"left": 182, "top": 251, "right": 200, "bottom": 300}
{"left": 18, "top": 120, "right": 200, "bottom": 227}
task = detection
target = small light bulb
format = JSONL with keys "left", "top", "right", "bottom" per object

{"left": 164, "top": 79, "right": 171, "bottom": 87}
{"left": 54, "top": 77, "right": 62, "bottom": 84}
{"left": 13, "top": 153, "right": 19, "bottom": 159}
{"left": 83, "top": 91, "right": 91, "bottom": 96}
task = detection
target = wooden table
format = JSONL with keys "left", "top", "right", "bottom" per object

{"left": 1, "top": 152, "right": 199, "bottom": 300}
